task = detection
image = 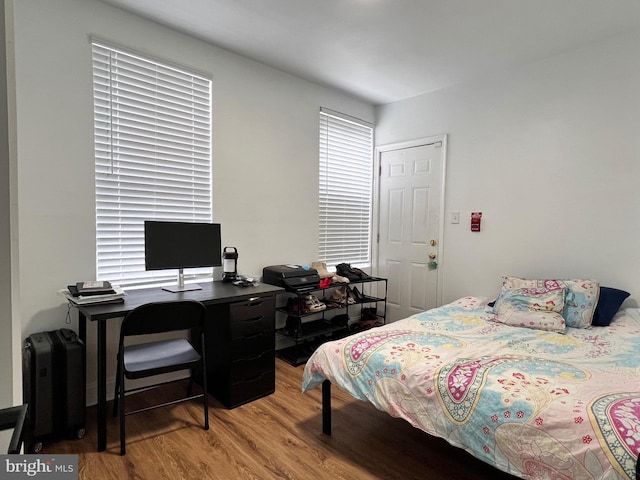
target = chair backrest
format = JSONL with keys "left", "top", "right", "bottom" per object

{"left": 120, "top": 300, "right": 206, "bottom": 338}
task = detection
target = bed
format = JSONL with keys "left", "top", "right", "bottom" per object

{"left": 302, "top": 277, "right": 640, "bottom": 480}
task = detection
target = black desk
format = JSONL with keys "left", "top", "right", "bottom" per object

{"left": 75, "top": 281, "right": 283, "bottom": 452}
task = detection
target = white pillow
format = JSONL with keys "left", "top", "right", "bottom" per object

{"left": 497, "top": 275, "right": 599, "bottom": 328}
{"left": 494, "top": 287, "right": 566, "bottom": 333}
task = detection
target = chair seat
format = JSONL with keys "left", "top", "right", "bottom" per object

{"left": 124, "top": 338, "right": 201, "bottom": 379}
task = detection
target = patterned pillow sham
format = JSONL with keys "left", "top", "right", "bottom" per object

{"left": 497, "top": 275, "right": 599, "bottom": 328}
{"left": 494, "top": 287, "right": 566, "bottom": 333}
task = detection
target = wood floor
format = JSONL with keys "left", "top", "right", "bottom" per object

{"left": 44, "top": 359, "right": 518, "bottom": 480}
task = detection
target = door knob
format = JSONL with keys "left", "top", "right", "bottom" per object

{"left": 428, "top": 253, "right": 436, "bottom": 260}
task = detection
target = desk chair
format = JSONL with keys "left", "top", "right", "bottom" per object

{"left": 113, "top": 300, "right": 209, "bottom": 455}
{"left": 0, "top": 404, "right": 28, "bottom": 454}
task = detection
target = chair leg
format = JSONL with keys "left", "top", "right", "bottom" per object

{"left": 203, "top": 371, "right": 209, "bottom": 431}
{"left": 112, "top": 361, "right": 120, "bottom": 417}
{"left": 200, "top": 338, "right": 209, "bottom": 431}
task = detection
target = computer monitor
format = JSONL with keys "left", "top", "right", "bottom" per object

{"left": 144, "top": 220, "right": 222, "bottom": 292}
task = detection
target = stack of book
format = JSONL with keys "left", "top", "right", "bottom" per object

{"left": 63, "top": 281, "right": 125, "bottom": 305}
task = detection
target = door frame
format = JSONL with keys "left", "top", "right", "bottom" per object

{"left": 372, "top": 134, "right": 448, "bottom": 308}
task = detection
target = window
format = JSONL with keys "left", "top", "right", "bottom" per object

{"left": 318, "top": 108, "right": 374, "bottom": 267}
{"left": 92, "top": 40, "right": 212, "bottom": 286}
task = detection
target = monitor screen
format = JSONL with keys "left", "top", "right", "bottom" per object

{"left": 144, "top": 221, "right": 222, "bottom": 271}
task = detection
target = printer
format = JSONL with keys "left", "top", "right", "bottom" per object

{"left": 262, "top": 265, "right": 320, "bottom": 293}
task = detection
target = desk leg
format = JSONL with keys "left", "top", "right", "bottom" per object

{"left": 78, "top": 312, "right": 86, "bottom": 346}
{"left": 97, "top": 319, "right": 107, "bottom": 452}
{"left": 77, "top": 312, "right": 106, "bottom": 452}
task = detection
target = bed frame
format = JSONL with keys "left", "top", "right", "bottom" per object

{"left": 320, "top": 380, "right": 640, "bottom": 480}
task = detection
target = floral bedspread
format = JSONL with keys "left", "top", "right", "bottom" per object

{"left": 301, "top": 297, "right": 640, "bottom": 480}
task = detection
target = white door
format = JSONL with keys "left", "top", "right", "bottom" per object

{"left": 375, "top": 136, "right": 446, "bottom": 322}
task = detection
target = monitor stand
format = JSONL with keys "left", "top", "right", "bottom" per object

{"left": 162, "top": 269, "right": 202, "bottom": 292}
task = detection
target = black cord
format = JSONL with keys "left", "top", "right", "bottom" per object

{"left": 65, "top": 301, "right": 73, "bottom": 324}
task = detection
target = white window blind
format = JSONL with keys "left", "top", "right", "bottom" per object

{"left": 319, "top": 108, "right": 374, "bottom": 267}
{"left": 92, "top": 41, "right": 213, "bottom": 286}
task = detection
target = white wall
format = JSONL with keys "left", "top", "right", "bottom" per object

{"left": 9, "top": 0, "right": 373, "bottom": 403}
{"left": 0, "top": 0, "right": 14, "bottom": 408}
{"left": 10, "top": 0, "right": 638, "bottom": 406}
{"left": 376, "top": 30, "right": 640, "bottom": 305}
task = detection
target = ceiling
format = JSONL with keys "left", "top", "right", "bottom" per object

{"left": 98, "top": 0, "right": 640, "bottom": 106}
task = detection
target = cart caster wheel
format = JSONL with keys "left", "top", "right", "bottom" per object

{"left": 76, "top": 428, "right": 85, "bottom": 439}
{"left": 33, "top": 442, "right": 43, "bottom": 454}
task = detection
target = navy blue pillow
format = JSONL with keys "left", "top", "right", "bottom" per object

{"left": 591, "top": 287, "right": 630, "bottom": 326}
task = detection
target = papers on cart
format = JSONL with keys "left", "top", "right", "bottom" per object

{"left": 60, "top": 283, "right": 126, "bottom": 305}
